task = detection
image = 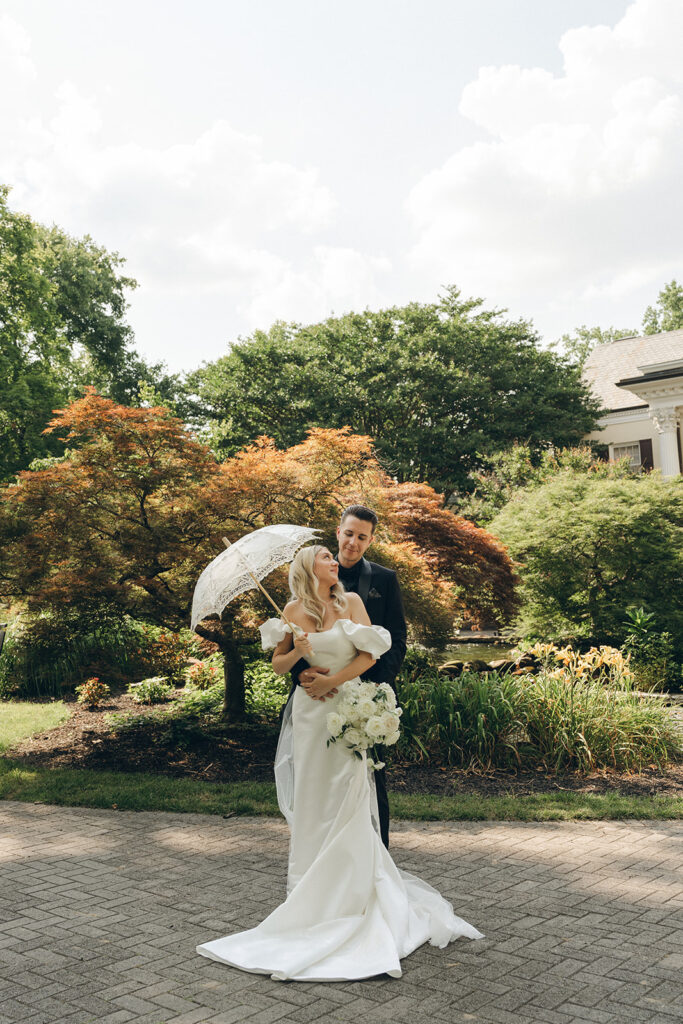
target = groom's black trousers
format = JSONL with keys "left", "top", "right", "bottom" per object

{"left": 373, "top": 763, "right": 390, "bottom": 849}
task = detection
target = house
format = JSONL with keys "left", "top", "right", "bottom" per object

{"left": 582, "top": 329, "right": 683, "bottom": 477}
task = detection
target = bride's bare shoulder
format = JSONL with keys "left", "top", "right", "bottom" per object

{"left": 284, "top": 599, "right": 308, "bottom": 628}
{"left": 345, "top": 592, "right": 371, "bottom": 624}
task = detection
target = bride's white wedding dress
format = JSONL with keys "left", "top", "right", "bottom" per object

{"left": 196, "top": 618, "right": 483, "bottom": 981}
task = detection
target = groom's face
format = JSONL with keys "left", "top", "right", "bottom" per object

{"left": 336, "top": 515, "right": 374, "bottom": 567}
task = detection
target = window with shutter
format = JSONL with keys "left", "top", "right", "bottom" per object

{"left": 639, "top": 438, "right": 654, "bottom": 471}
{"left": 612, "top": 442, "right": 642, "bottom": 468}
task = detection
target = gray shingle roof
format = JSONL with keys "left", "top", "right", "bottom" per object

{"left": 582, "top": 328, "right": 683, "bottom": 411}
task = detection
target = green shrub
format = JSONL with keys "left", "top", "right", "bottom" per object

{"left": 128, "top": 677, "right": 174, "bottom": 704}
{"left": 400, "top": 645, "right": 440, "bottom": 681}
{"left": 631, "top": 661, "right": 681, "bottom": 693}
{"left": 106, "top": 681, "right": 224, "bottom": 736}
{"left": 455, "top": 443, "right": 635, "bottom": 527}
{"left": 0, "top": 611, "right": 136, "bottom": 698}
{"left": 175, "top": 682, "right": 224, "bottom": 717}
{"left": 0, "top": 611, "right": 201, "bottom": 699}
{"left": 106, "top": 709, "right": 159, "bottom": 733}
{"left": 490, "top": 473, "right": 683, "bottom": 654}
{"left": 106, "top": 702, "right": 213, "bottom": 751}
{"left": 622, "top": 607, "right": 680, "bottom": 693}
{"left": 245, "top": 660, "right": 290, "bottom": 719}
{"left": 132, "top": 626, "right": 198, "bottom": 684}
{"left": 0, "top": 674, "right": 19, "bottom": 701}
{"left": 185, "top": 655, "right": 223, "bottom": 690}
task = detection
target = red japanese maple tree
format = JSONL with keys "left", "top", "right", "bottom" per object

{"left": 0, "top": 391, "right": 517, "bottom": 716}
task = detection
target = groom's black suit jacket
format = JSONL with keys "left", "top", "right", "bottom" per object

{"left": 289, "top": 556, "right": 407, "bottom": 693}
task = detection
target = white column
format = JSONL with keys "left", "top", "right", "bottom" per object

{"left": 650, "top": 405, "right": 681, "bottom": 477}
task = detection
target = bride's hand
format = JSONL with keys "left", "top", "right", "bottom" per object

{"left": 293, "top": 632, "right": 313, "bottom": 658}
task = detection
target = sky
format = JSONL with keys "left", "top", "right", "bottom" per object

{"left": 1, "top": 0, "right": 682, "bottom": 373}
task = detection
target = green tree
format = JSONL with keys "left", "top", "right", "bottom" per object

{"left": 0, "top": 187, "right": 185, "bottom": 480}
{"left": 551, "top": 325, "right": 636, "bottom": 366}
{"left": 454, "top": 443, "right": 636, "bottom": 527}
{"left": 489, "top": 472, "right": 683, "bottom": 653}
{"left": 1, "top": 190, "right": 68, "bottom": 478}
{"left": 190, "top": 288, "right": 599, "bottom": 495}
{"left": 643, "top": 279, "right": 683, "bottom": 335}
{"left": 555, "top": 278, "right": 683, "bottom": 365}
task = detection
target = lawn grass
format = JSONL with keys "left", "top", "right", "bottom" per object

{"left": 388, "top": 789, "right": 683, "bottom": 822}
{"left": 1, "top": 757, "right": 681, "bottom": 821}
{"left": 1, "top": 697, "right": 681, "bottom": 822}
{"left": 0, "top": 700, "right": 70, "bottom": 753}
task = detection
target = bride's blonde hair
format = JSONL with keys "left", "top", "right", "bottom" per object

{"left": 289, "top": 545, "right": 348, "bottom": 630}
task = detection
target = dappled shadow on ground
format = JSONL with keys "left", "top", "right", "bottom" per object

{"left": 0, "top": 803, "right": 682, "bottom": 1024}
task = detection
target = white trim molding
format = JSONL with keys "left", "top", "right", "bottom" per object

{"left": 597, "top": 408, "right": 650, "bottom": 427}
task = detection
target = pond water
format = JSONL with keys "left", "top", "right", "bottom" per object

{"left": 437, "top": 642, "right": 517, "bottom": 663}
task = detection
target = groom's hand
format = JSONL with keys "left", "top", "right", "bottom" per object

{"left": 298, "top": 666, "right": 329, "bottom": 686}
{"left": 299, "top": 666, "right": 337, "bottom": 701}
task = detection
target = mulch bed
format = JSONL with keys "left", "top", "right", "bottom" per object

{"left": 6, "top": 691, "right": 683, "bottom": 799}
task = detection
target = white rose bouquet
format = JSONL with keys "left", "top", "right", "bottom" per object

{"left": 325, "top": 679, "right": 402, "bottom": 771}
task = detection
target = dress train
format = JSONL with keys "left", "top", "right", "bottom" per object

{"left": 196, "top": 619, "right": 483, "bottom": 981}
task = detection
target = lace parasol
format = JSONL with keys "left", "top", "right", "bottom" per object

{"left": 190, "top": 523, "right": 320, "bottom": 631}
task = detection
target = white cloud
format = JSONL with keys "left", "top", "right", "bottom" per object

{"left": 243, "top": 246, "right": 392, "bottom": 328}
{"left": 0, "top": 16, "right": 392, "bottom": 361}
{"left": 2, "top": 83, "right": 337, "bottom": 262}
{"left": 5, "top": 1, "right": 678, "bottom": 366}
{"left": 407, "top": 0, "right": 683, "bottom": 337}
{"left": 0, "top": 13, "right": 35, "bottom": 85}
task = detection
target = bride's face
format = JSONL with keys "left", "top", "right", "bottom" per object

{"left": 313, "top": 548, "right": 339, "bottom": 590}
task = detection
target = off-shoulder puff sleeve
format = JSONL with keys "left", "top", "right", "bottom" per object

{"left": 259, "top": 617, "right": 292, "bottom": 651}
{"left": 339, "top": 620, "right": 392, "bottom": 658}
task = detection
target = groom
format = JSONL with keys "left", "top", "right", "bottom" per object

{"left": 294, "top": 504, "right": 407, "bottom": 849}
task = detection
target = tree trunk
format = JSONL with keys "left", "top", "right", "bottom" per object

{"left": 220, "top": 645, "right": 245, "bottom": 720}
{"left": 217, "top": 618, "right": 246, "bottom": 720}
{"left": 194, "top": 616, "right": 246, "bottom": 720}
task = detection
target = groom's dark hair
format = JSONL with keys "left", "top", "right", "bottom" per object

{"left": 340, "top": 504, "right": 378, "bottom": 533}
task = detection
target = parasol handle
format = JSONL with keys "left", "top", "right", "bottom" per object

{"left": 221, "top": 537, "right": 302, "bottom": 636}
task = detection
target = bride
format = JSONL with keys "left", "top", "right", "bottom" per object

{"left": 196, "top": 544, "right": 483, "bottom": 981}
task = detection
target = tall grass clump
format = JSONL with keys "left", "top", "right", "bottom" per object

{"left": 397, "top": 662, "right": 524, "bottom": 768}
{"left": 395, "top": 645, "right": 682, "bottom": 773}
{"left": 521, "top": 671, "right": 680, "bottom": 772}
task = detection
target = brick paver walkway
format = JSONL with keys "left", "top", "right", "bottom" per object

{"left": 1, "top": 801, "right": 682, "bottom": 1024}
